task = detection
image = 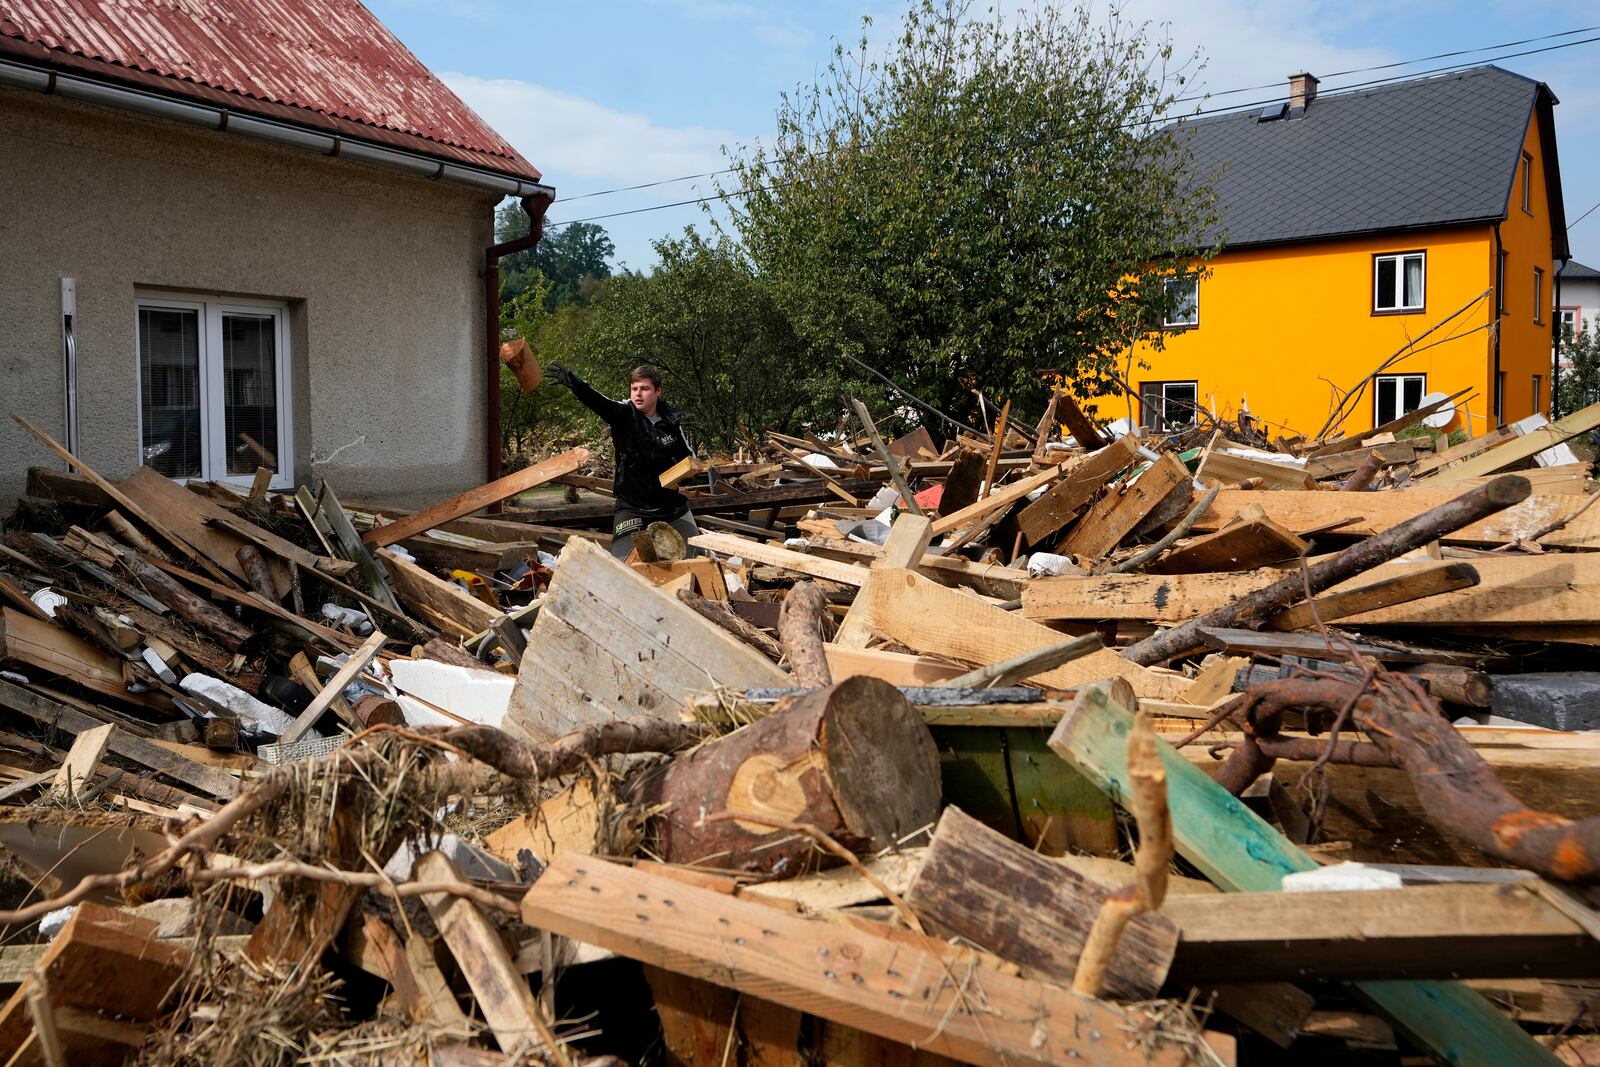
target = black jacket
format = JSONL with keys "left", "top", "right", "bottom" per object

{"left": 569, "top": 377, "right": 693, "bottom": 520}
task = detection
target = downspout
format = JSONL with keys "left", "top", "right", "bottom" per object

{"left": 1492, "top": 222, "right": 1504, "bottom": 426}
{"left": 484, "top": 188, "right": 557, "bottom": 485}
{"left": 1553, "top": 257, "right": 1568, "bottom": 418}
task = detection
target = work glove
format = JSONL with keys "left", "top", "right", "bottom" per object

{"left": 547, "top": 362, "right": 579, "bottom": 389}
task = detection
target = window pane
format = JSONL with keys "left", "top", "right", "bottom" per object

{"left": 1376, "top": 378, "right": 1397, "bottom": 425}
{"left": 138, "top": 307, "right": 202, "bottom": 478}
{"left": 1164, "top": 383, "right": 1197, "bottom": 429}
{"left": 1402, "top": 376, "right": 1424, "bottom": 413}
{"left": 222, "top": 314, "right": 279, "bottom": 476}
{"left": 1376, "top": 259, "right": 1397, "bottom": 309}
{"left": 1402, "top": 256, "right": 1423, "bottom": 308}
{"left": 1165, "top": 278, "right": 1197, "bottom": 326}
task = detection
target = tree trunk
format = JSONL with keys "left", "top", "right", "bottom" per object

{"left": 638, "top": 676, "right": 940, "bottom": 877}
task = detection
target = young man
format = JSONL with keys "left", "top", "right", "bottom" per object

{"left": 547, "top": 362, "right": 700, "bottom": 559}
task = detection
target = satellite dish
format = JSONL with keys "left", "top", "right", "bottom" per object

{"left": 1420, "top": 391, "right": 1455, "bottom": 430}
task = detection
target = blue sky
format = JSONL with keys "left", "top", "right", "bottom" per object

{"left": 369, "top": 0, "right": 1600, "bottom": 274}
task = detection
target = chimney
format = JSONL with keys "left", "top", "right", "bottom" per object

{"left": 1288, "top": 72, "right": 1319, "bottom": 111}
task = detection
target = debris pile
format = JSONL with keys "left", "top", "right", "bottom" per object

{"left": 0, "top": 393, "right": 1598, "bottom": 1067}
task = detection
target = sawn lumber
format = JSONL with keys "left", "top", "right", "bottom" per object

{"left": 362, "top": 448, "right": 590, "bottom": 548}
{"left": 521, "top": 852, "right": 1191, "bottom": 1067}
{"left": 1049, "top": 682, "right": 1563, "bottom": 1067}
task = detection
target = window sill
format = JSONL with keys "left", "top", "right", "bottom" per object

{"left": 1371, "top": 307, "right": 1426, "bottom": 317}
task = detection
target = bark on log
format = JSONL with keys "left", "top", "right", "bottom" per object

{"left": 1218, "top": 674, "right": 1600, "bottom": 881}
{"left": 904, "top": 806, "right": 1177, "bottom": 1000}
{"left": 236, "top": 544, "right": 279, "bottom": 601}
{"left": 1340, "top": 452, "right": 1384, "bottom": 492}
{"left": 778, "top": 581, "right": 833, "bottom": 687}
{"left": 441, "top": 718, "right": 715, "bottom": 781}
{"left": 115, "top": 547, "right": 253, "bottom": 651}
{"left": 638, "top": 675, "right": 940, "bottom": 877}
{"left": 1123, "top": 475, "right": 1531, "bottom": 665}
{"left": 677, "top": 589, "right": 783, "bottom": 661}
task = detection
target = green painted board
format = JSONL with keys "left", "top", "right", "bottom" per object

{"left": 1004, "top": 727, "right": 1116, "bottom": 855}
{"left": 930, "top": 727, "right": 1018, "bottom": 841}
{"left": 1049, "top": 684, "right": 1559, "bottom": 1067}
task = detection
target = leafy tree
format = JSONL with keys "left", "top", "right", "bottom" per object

{"left": 541, "top": 233, "right": 858, "bottom": 448}
{"left": 498, "top": 271, "right": 608, "bottom": 461}
{"left": 495, "top": 203, "right": 615, "bottom": 308}
{"left": 1557, "top": 326, "right": 1600, "bottom": 418}
{"left": 716, "top": 0, "right": 1218, "bottom": 427}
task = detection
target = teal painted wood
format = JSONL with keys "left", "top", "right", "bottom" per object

{"left": 1049, "top": 684, "right": 1560, "bottom": 1067}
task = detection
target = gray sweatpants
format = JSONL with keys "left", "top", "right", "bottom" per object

{"left": 608, "top": 510, "right": 702, "bottom": 560}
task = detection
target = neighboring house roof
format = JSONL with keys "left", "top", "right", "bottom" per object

{"left": 0, "top": 0, "right": 537, "bottom": 180}
{"left": 1172, "top": 66, "right": 1564, "bottom": 255}
{"left": 1559, "top": 260, "right": 1600, "bottom": 281}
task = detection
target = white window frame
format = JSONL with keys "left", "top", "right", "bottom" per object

{"left": 1140, "top": 380, "right": 1199, "bottom": 432}
{"left": 1374, "top": 373, "right": 1426, "bottom": 427}
{"left": 134, "top": 292, "right": 293, "bottom": 490}
{"left": 1162, "top": 276, "right": 1199, "bottom": 328}
{"left": 1373, "top": 252, "right": 1426, "bottom": 312}
{"left": 1557, "top": 306, "right": 1581, "bottom": 342}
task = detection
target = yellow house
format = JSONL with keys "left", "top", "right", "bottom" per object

{"left": 1132, "top": 66, "right": 1568, "bottom": 441}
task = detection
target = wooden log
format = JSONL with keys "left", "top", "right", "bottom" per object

{"left": 676, "top": 590, "right": 782, "bottom": 660}
{"left": 777, "top": 583, "right": 832, "bottom": 687}
{"left": 1121, "top": 476, "right": 1532, "bottom": 664}
{"left": 235, "top": 544, "right": 278, "bottom": 601}
{"left": 1014, "top": 436, "right": 1141, "bottom": 546}
{"left": 1399, "top": 663, "right": 1491, "bottom": 707}
{"left": 1147, "top": 517, "right": 1307, "bottom": 574}
{"left": 520, "top": 853, "right": 1187, "bottom": 1067}
{"left": 638, "top": 675, "right": 939, "bottom": 876}
{"left": 904, "top": 806, "right": 1176, "bottom": 999}
{"left": 1049, "top": 682, "right": 1565, "bottom": 1067}
{"left": 113, "top": 547, "right": 254, "bottom": 652}
{"left": 1060, "top": 452, "right": 1191, "bottom": 560}
{"left": 362, "top": 448, "right": 590, "bottom": 548}
{"left": 1165, "top": 882, "right": 1598, "bottom": 982}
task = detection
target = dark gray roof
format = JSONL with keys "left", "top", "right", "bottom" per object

{"left": 1173, "top": 66, "right": 1550, "bottom": 250}
{"left": 1560, "top": 260, "right": 1600, "bottom": 280}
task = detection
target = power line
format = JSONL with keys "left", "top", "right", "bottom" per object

{"left": 543, "top": 30, "right": 1600, "bottom": 231}
{"left": 552, "top": 23, "right": 1600, "bottom": 206}
{"left": 1571, "top": 199, "right": 1600, "bottom": 231}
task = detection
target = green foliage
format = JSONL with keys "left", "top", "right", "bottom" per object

{"left": 715, "top": 0, "right": 1219, "bottom": 425}
{"left": 1558, "top": 327, "right": 1600, "bottom": 417}
{"left": 498, "top": 272, "right": 607, "bottom": 460}
{"left": 541, "top": 233, "right": 863, "bottom": 449}
{"left": 496, "top": 205, "right": 616, "bottom": 309}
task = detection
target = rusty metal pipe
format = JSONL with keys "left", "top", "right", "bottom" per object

{"left": 484, "top": 188, "right": 556, "bottom": 487}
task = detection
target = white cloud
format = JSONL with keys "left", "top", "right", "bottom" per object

{"left": 442, "top": 73, "right": 739, "bottom": 189}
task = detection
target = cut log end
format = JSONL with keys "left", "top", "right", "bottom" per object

{"left": 1484, "top": 474, "right": 1532, "bottom": 506}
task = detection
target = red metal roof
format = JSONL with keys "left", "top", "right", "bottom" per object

{"left": 0, "top": 0, "right": 539, "bottom": 180}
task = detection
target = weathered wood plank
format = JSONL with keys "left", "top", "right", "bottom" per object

{"left": 1148, "top": 518, "right": 1307, "bottom": 574}
{"left": 1427, "top": 401, "right": 1600, "bottom": 485}
{"left": 1049, "top": 683, "right": 1563, "bottom": 1067}
{"left": 362, "top": 449, "right": 590, "bottom": 548}
{"left": 1061, "top": 452, "right": 1191, "bottom": 560}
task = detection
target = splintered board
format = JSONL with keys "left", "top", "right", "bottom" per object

{"left": 521, "top": 852, "right": 1189, "bottom": 1067}
{"left": 504, "top": 537, "right": 787, "bottom": 742}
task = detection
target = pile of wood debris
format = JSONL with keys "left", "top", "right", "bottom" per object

{"left": 0, "top": 390, "right": 1598, "bottom": 1067}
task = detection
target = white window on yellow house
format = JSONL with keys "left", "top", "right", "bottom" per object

{"left": 1163, "top": 277, "right": 1198, "bottom": 328}
{"left": 1374, "top": 373, "right": 1425, "bottom": 426}
{"left": 1139, "top": 380, "right": 1198, "bottom": 432}
{"left": 1374, "top": 252, "right": 1425, "bottom": 312}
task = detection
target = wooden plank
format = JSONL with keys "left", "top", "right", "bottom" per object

{"left": 119, "top": 466, "right": 292, "bottom": 599}
{"left": 833, "top": 514, "right": 935, "bottom": 649}
{"left": 0, "top": 607, "right": 143, "bottom": 705}
{"left": 1060, "top": 452, "right": 1191, "bottom": 559}
{"left": 1428, "top": 401, "right": 1600, "bottom": 484}
{"left": 417, "top": 851, "right": 552, "bottom": 1054}
{"left": 690, "top": 533, "right": 868, "bottom": 586}
{"left": 905, "top": 806, "right": 1175, "bottom": 999}
{"left": 363, "top": 449, "right": 590, "bottom": 548}
{"left": 1196, "top": 627, "right": 1489, "bottom": 666}
{"left": 1265, "top": 561, "right": 1480, "bottom": 631}
{"left": 0, "top": 677, "right": 237, "bottom": 799}
{"left": 930, "top": 459, "right": 1072, "bottom": 537}
{"left": 1049, "top": 682, "right": 1564, "bottom": 1067}
{"left": 859, "top": 569, "right": 1188, "bottom": 700}
{"left": 49, "top": 724, "right": 114, "bottom": 799}
{"left": 505, "top": 538, "right": 788, "bottom": 743}
{"left": 804, "top": 538, "right": 1025, "bottom": 599}
{"left": 1148, "top": 518, "right": 1307, "bottom": 574}
{"left": 521, "top": 852, "right": 1188, "bottom": 1067}
{"left": 823, "top": 646, "right": 964, "bottom": 687}
{"left": 311, "top": 482, "right": 405, "bottom": 614}
{"left": 379, "top": 549, "right": 499, "bottom": 634}
{"left": 1196, "top": 449, "right": 1317, "bottom": 491}
{"left": 1015, "top": 436, "right": 1141, "bottom": 545}
{"left": 1305, "top": 442, "right": 1419, "bottom": 479}
{"left": 1166, "top": 882, "right": 1598, "bottom": 982}
{"left": 1192, "top": 489, "right": 1600, "bottom": 550}
{"left": 1412, "top": 426, "right": 1517, "bottom": 477}
{"left": 1005, "top": 726, "right": 1118, "bottom": 854}
{"left": 658, "top": 454, "right": 705, "bottom": 490}
{"left": 1312, "top": 390, "right": 1471, "bottom": 457}
{"left": 849, "top": 398, "right": 924, "bottom": 517}
{"left": 280, "top": 631, "right": 389, "bottom": 744}
{"left": 1026, "top": 556, "right": 1600, "bottom": 626}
